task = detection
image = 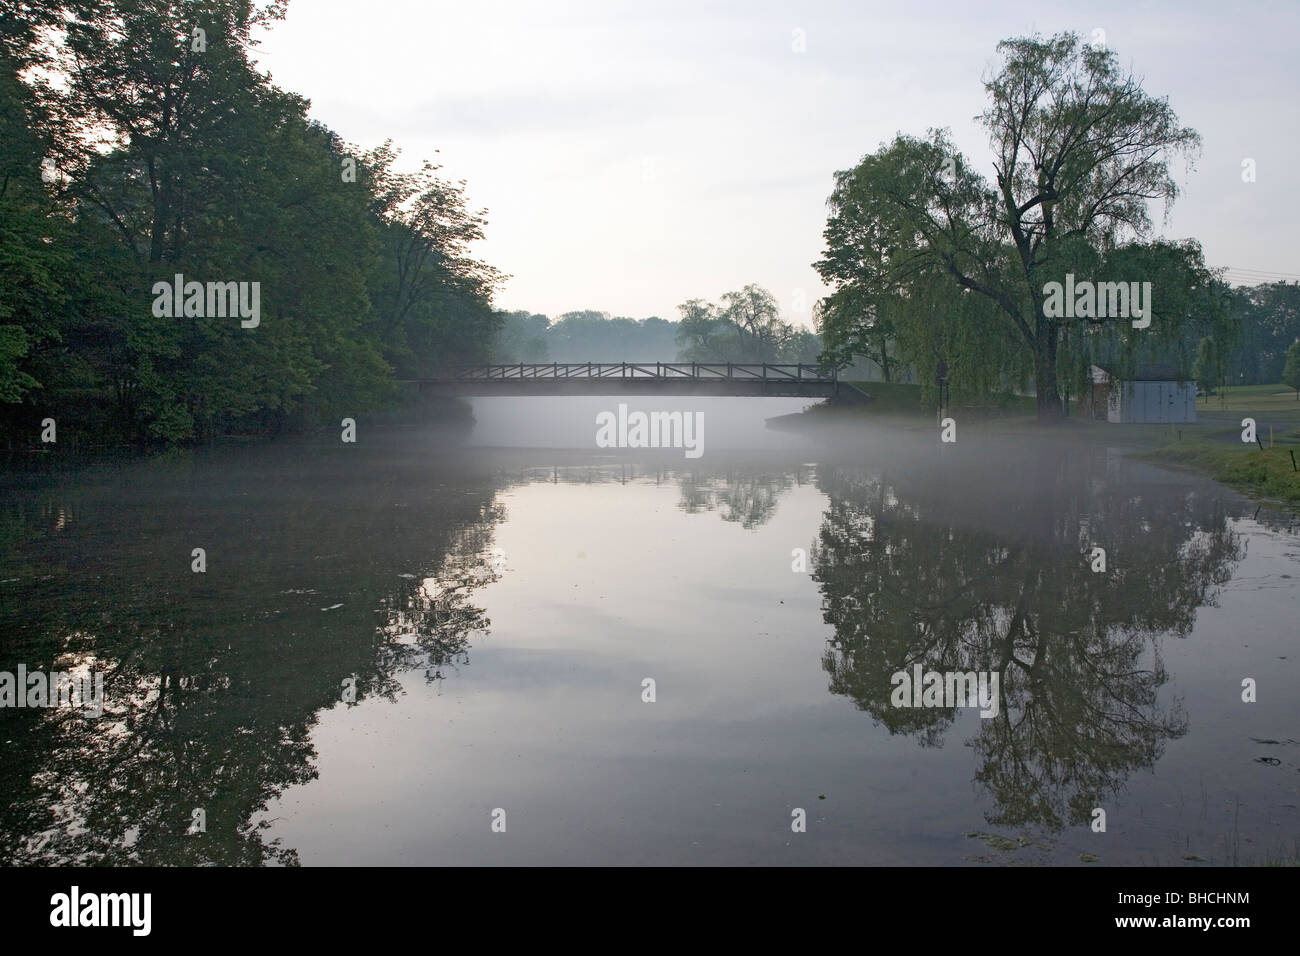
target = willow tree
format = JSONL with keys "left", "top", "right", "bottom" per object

{"left": 814, "top": 286, "right": 896, "bottom": 382}
{"left": 674, "top": 284, "right": 799, "bottom": 362}
{"left": 816, "top": 32, "right": 1213, "bottom": 421}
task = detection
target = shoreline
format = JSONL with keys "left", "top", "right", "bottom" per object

{"left": 768, "top": 383, "right": 1300, "bottom": 510}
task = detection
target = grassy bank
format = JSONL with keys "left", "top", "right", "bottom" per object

{"left": 1145, "top": 384, "right": 1300, "bottom": 506}
{"left": 1140, "top": 442, "right": 1300, "bottom": 506}
{"left": 802, "top": 381, "right": 1300, "bottom": 507}
{"left": 1193, "top": 382, "right": 1300, "bottom": 415}
{"left": 840, "top": 381, "right": 1037, "bottom": 416}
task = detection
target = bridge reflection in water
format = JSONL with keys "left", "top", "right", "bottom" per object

{"left": 408, "top": 363, "right": 871, "bottom": 401}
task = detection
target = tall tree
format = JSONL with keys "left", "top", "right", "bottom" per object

{"left": 1192, "top": 336, "right": 1217, "bottom": 396}
{"left": 814, "top": 290, "right": 895, "bottom": 382}
{"left": 0, "top": 54, "right": 65, "bottom": 403}
{"left": 1, "top": 0, "right": 504, "bottom": 443}
{"left": 674, "top": 285, "right": 810, "bottom": 362}
{"left": 718, "top": 284, "right": 789, "bottom": 360}
{"left": 816, "top": 33, "right": 1206, "bottom": 420}
{"left": 673, "top": 299, "right": 724, "bottom": 360}
{"left": 361, "top": 141, "right": 505, "bottom": 375}
{"left": 0, "top": 0, "right": 95, "bottom": 407}
{"left": 1283, "top": 340, "right": 1300, "bottom": 400}
{"left": 1228, "top": 282, "right": 1300, "bottom": 384}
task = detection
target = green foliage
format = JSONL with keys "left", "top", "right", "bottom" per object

{"left": 492, "top": 311, "right": 685, "bottom": 363}
{"left": 549, "top": 311, "right": 678, "bottom": 362}
{"left": 674, "top": 284, "right": 817, "bottom": 362}
{"left": 1283, "top": 340, "right": 1300, "bottom": 398}
{"left": 360, "top": 141, "right": 505, "bottom": 378}
{"left": 495, "top": 311, "right": 551, "bottom": 362}
{"left": 815, "top": 32, "right": 1205, "bottom": 421}
{"left": 0, "top": 0, "right": 502, "bottom": 445}
{"left": 883, "top": 271, "right": 1032, "bottom": 407}
{"left": 1145, "top": 443, "right": 1300, "bottom": 507}
{"left": 1225, "top": 282, "right": 1300, "bottom": 384}
{"left": 1193, "top": 337, "right": 1218, "bottom": 394}
{"left": 815, "top": 288, "right": 897, "bottom": 381}
{"left": 491, "top": 294, "right": 822, "bottom": 366}
{"left": 0, "top": 42, "right": 69, "bottom": 405}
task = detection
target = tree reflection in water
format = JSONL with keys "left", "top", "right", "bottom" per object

{"left": 811, "top": 445, "right": 1244, "bottom": 830}
{"left": 0, "top": 457, "right": 508, "bottom": 866}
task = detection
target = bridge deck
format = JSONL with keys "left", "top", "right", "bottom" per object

{"left": 409, "top": 363, "right": 849, "bottom": 398}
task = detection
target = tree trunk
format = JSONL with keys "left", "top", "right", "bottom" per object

{"left": 1034, "top": 321, "right": 1064, "bottom": 421}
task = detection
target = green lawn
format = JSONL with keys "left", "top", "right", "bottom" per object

{"left": 841, "top": 381, "right": 930, "bottom": 414}
{"left": 1193, "top": 384, "right": 1300, "bottom": 447}
{"left": 1143, "top": 384, "right": 1300, "bottom": 506}
{"left": 1197, "top": 383, "right": 1300, "bottom": 414}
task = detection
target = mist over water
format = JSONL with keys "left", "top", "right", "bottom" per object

{"left": 2, "top": 413, "right": 1297, "bottom": 866}
{"left": 464, "top": 396, "right": 821, "bottom": 451}
{"left": 6, "top": 0, "right": 1298, "bottom": 899}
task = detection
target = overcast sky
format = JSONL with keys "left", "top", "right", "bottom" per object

{"left": 254, "top": 0, "right": 1300, "bottom": 326}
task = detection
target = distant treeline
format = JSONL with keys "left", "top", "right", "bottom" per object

{"left": 1, "top": 1, "right": 503, "bottom": 446}
{"left": 1218, "top": 282, "right": 1300, "bottom": 386}
{"left": 495, "top": 284, "right": 822, "bottom": 365}
{"left": 495, "top": 311, "right": 679, "bottom": 363}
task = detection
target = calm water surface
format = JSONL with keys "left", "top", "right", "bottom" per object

{"left": 2, "top": 402, "right": 1297, "bottom": 865}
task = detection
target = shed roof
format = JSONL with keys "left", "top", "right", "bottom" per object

{"left": 1091, "top": 363, "right": 1187, "bottom": 382}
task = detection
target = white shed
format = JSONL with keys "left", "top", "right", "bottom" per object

{"left": 1090, "top": 365, "right": 1196, "bottom": 424}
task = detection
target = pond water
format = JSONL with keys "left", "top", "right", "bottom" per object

{"left": 2, "top": 398, "right": 1297, "bottom": 865}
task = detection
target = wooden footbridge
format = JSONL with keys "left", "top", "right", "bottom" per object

{"left": 408, "top": 363, "right": 871, "bottom": 402}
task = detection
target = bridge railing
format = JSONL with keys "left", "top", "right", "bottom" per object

{"left": 438, "top": 363, "right": 836, "bottom": 383}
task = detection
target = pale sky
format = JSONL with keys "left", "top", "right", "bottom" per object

{"left": 254, "top": 0, "right": 1300, "bottom": 326}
